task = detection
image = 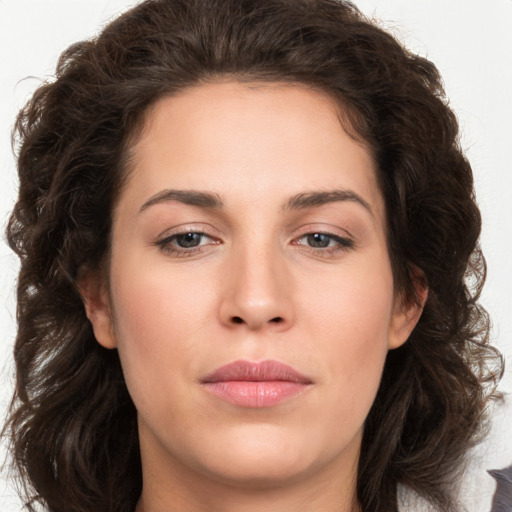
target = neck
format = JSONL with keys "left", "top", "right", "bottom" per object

{"left": 134, "top": 450, "right": 361, "bottom": 512}
{"left": 135, "top": 484, "right": 361, "bottom": 512}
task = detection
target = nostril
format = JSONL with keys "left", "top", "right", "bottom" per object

{"left": 230, "top": 316, "right": 283, "bottom": 324}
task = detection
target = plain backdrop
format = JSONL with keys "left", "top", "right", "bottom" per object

{"left": 1, "top": 1, "right": 511, "bottom": 511}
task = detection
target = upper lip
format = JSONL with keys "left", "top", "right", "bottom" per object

{"left": 201, "top": 360, "right": 313, "bottom": 384}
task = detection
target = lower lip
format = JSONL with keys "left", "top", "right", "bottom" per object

{"left": 203, "top": 381, "right": 310, "bottom": 407}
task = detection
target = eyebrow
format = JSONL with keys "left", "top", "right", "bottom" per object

{"left": 139, "top": 189, "right": 224, "bottom": 212}
{"left": 284, "top": 189, "right": 373, "bottom": 216}
{"left": 138, "top": 188, "right": 372, "bottom": 216}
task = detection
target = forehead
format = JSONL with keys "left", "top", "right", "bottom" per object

{"left": 118, "top": 81, "right": 383, "bottom": 222}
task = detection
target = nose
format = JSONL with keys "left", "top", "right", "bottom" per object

{"left": 218, "top": 242, "right": 295, "bottom": 332}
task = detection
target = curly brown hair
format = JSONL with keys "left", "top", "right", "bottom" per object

{"left": 4, "top": 0, "right": 503, "bottom": 511}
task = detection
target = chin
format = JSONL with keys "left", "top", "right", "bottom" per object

{"left": 191, "top": 426, "right": 330, "bottom": 488}
{"left": 203, "top": 457, "right": 314, "bottom": 490}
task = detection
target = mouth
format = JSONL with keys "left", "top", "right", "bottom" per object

{"left": 201, "top": 360, "right": 313, "bottom": 408}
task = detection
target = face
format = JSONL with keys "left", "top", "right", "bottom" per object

{"left": 84, "top": 82, "right": 422, "bottom": 496}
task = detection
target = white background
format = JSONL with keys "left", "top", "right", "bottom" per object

{"left": 1, "top": 1, "right": 511, "bottom": 510}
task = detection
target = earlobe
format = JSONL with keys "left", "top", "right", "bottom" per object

{"left": 388, "top": 278, "right": 428, "bottom": 350}
{"left": 78, "top": 271, "right": 117, "bottom": 349}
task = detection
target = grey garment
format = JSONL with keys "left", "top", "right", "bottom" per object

{"left": 489, "top": 465, "right": 512, "bottom": 512}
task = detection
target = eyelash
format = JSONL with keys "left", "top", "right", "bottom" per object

{"left": 155, "top": 230, "right": 354, "bottom": 258}
{"left": 293, "top": 232, "right": 354, "bottom": 255}
{"left": 155, "top": 231, "right": 219, "bottom": 257}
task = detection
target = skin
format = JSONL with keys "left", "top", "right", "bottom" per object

{"left": 82, "top": 82, "right": 425, "bottom": 512}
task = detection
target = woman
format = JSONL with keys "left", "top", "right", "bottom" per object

{"left": 3, "top": 0, "right": 504, "bottom": 511}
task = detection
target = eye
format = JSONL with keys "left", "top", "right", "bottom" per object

{"left": 294, "top": 232, "right": 354, "bottom": 254}
{"left": 172, "top": 232, "right": 207, "bottom": 248}
{"left": 156, "top": 231, "right": 219, "bottom": 256}
{"left": 303, "top": 233, "right": 336, "bottom": 248}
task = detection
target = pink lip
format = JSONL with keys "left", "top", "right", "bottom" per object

{"left": 201, "top": 360, "right": 313, "bottom": 408}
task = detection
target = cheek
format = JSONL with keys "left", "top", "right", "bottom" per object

{"left": 301, "top": 260, "right": 394, "bottom": 413}
{"left": 111, "top": 254, "right": 215, "bottom": 339}
{"left": 108, "top": 260, "right": 217, "bottom": 406}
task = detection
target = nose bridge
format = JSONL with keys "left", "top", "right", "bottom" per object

{"left": 219, "top": 233, "right": 294, "bottom": 330}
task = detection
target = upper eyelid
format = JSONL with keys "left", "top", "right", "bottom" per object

{"left": 156, "top": 223, "right": 218, "bottom": 239}
{"left": 155, "top": 231, "right": 353, "bottom": 258}
{"left": 154, "top": 223, "right": 355, "bottom": 244}
{"left": 296, "top": 232, "right": 348, "bottom": 241}
{"left": 157, "top": 231, "right": 217, "bottom": 245}
{"left": 155, "top": 232, "right": 220, "bottom": 257}
{"left": 293, "top": 232, "right": 354, "bottom": 248}
{"left": 161, "top": 231, "right": 211, "bottom": 241}
{"left": 292, "top": 223, "right": 354, "bottom": 240}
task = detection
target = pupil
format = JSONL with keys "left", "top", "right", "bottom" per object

{"left": 177, "top": 233, "right": 201, "bottom": 248}
{"left": 308, "top": 233, "right": 330, "bottom": 248}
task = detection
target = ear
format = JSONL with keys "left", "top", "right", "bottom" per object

{"left": 388, "top": 271, "right": 428, "bottom": 350}
{"left": 78, "top": 270, "right": 117, "bottom": 349}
